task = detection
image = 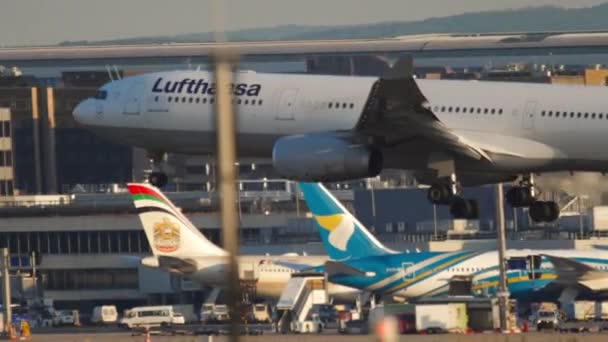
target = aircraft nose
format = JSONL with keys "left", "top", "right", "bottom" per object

{"left": 72, "top": 99, "right": 95, "bottom": 125}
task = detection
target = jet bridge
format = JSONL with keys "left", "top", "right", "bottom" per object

{"left": 275, "top": 274, "right": 328, "bottom": 333}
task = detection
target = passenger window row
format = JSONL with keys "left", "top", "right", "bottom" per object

{"left": 328, "top": 102, "right": 355, "bottom": 109}
{"left": 264, "top": 267, "right": 293, "bottom": 273}
{"left": 433, "top": 106, "right": 504, "bottom": 115}
{"left": 541, "top": 111, "right": 607, "bottom": 120}
{"left": 160, "top": 96, "right": 264, "bottom": 106}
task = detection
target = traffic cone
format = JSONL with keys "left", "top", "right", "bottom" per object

{"left": 144, "top": 327, "right": 151, "bottom": 342}
{"left": 9, "top": 324, "right": 17, "bottom": 340}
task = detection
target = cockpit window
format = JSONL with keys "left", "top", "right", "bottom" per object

{"left": 94, "top": 90, "right": 108, "bottom": 100}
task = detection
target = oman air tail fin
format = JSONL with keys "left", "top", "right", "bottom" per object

{"left": 299, "top": 182, "right": 395, "bottom": 261}
{"left": 128, "top": 183, "right": 227, "bottom": 257}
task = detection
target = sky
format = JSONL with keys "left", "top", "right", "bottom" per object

{"left": 1, "top": 0, "right": 606, "bottom": 46}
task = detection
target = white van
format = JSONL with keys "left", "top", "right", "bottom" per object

{"left": 120, "top": 306, "right": 185, "bottom": 329}
{"left": 91, "top": 306, "right": 118, "bottom": 325}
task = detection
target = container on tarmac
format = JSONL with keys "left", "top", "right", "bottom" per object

{"left": 415, "top": 303, "right": 468, "bottom": 333}
{"left": 592, "top": 206, "right": 608, "bottom": 231}
{"left": 565, "top": 301, "right": 597, "bottom": 321}
{"left": 368, "top": 303, "right": 415, "bottom": 333}
{"left": 598, "top": 301, "right": 608, "bottom": 320}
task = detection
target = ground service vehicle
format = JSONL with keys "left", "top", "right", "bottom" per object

{"left": 536, "top": 310, "right": 561, "bottom": 331}
{"left": 200, "top": 304, "right": 214, "bottom": 323}
{"left": 120, "top": 306, "right": 185, "bottom": 329}
{"left": 213, "top": 305, "right": 230, "bottom": 322}
{"left": 290, "top": 313, "right": 324, "bottom": 334}
{"left": 91, "top": 306, "right": 118, "bottom": 325}
{"left": 253, "top": 304, "right": 270, "bottom": 323}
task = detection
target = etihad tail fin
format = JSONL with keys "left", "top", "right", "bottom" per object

{"left": 298, "top": 182, "right": 395, "bottom": 261}
{"left": 128, "top": 183, "right": 227, "bottom": 257}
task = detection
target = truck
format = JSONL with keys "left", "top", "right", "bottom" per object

{"left": 415, "top": 304, "right": 468, "bottom": 333}
{"left": 535, "top": 310, "right": 561, "bottom": 331}
{"left": 199, "top": 303, "right": 230, "bottom": 323}
{"left": 53, "top": 310, "right": 78, "bottom": 326}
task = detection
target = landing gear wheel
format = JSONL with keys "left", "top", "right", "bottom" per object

{"left": 148, "top": 172, "right": 168, "bottom": 188}
{"left": 427, "top": 183, "right": 453, "bottom": 205}
{"left": 506, "top": 186, "right": 536, "bottom": 207}
{"left": 450, "top": 198, "right": 479, "bottom": 219}
{"left": 529, "top": 201, "right": 560, "bottom": 223}
{"left": 546, "top": 201, "right": 560, "bottom": 222}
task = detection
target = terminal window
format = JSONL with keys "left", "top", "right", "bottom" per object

{"left": 0, "top": 121, "right": 10, "bottom": 137}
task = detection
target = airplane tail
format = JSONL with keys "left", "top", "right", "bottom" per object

{"left": 298, "top": 182, "right": 395, "bottom": 261}
{"left": 128, "top": 183, "right": 227, "bottom": 257}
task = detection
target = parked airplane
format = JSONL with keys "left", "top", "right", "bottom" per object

{"left": 299, "top": 181, "right": 608, "bottom": 304}
{"left": 74, "top": 66, "right": 608, "bottom": 221}
{"left": 127, "top": 182, "right": 357, "bottom": 300}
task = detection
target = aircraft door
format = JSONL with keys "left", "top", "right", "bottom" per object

{"left": 402, "top": 262, "right": 415, "bottom": 281}
{"left": 275, "top": 88, "right": 299, "bottom": 120}
{"left": 146, "top": 94, "right": 170, "bottom": 113}
{"left": 123, "top": 81, "right": 143, "bottom": 115}
{"left": 526, "top": 255, "right": 543, "bottom": 289}
{"left": 522, "top": 100, "right": 537, "bottom": 131}
{"left": 240, "top": 262, "right": 258, "bottom": 281}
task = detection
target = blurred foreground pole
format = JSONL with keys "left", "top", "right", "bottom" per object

{"left": 1, "top": 248, "right": 11, "bottom": 332}
{"left": 214, "top": 52, "right": 240, "bottom": 341}
{"left": 495, "top": 183, "right": 509, "bottom": 331}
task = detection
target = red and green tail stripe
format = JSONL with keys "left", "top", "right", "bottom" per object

{"left": 128, "top": 183, "right": 169, "bottom": 206}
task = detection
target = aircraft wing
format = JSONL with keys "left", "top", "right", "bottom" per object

{"left": 356, "top": 62, "right": 522, "bottom": 162}
{"left": 325, "top": 261, "right": 369, "bottom": 277}
{"left": 156, "top": 256, "right": 198, "bottom": 275}
{"left": 543, "top": 254, "right": 608, "bottom": 292}
{"left": 272, "top": 260, "right": 317, "bottom": 271}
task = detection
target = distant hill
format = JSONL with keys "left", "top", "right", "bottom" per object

{"left": 58, "top": 3, "right": 608, "bottom": 46}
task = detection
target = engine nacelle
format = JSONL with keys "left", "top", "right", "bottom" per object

{"left": 272, "top": 134, "right": 383, "bottom": 181}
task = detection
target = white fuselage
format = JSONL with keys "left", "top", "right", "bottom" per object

{"left": 74, "top": 70, "right": 608, "bottom": 175}
{"left": 185, "top": 254, "right": 357, "bottom": 301}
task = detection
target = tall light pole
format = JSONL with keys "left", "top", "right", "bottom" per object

{"left": 433, "top": 204, "right": 438, "bottom": 240}
{"left": 495, "top": 184, "right": 509, "bottom": 332}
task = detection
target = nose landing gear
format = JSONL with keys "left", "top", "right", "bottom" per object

{"left": 147, "top": 152, "right": 169, "bottom": 188}
{"left": 148, "top": 172, "right": 168, "bottom": 188}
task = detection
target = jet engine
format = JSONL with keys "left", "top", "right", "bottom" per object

{"left": 272, "top": 134, "right": 382, "bottom": 181}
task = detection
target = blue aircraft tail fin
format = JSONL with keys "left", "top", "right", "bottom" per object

{"left": 299, "top": 182, "right": 395, "bottom": 261}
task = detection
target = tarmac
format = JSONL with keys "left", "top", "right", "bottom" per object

{"left": 23, "top": 331, "right": 608, "bottom": 342}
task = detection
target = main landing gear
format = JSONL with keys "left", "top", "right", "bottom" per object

{"left": 505, "top": 175, "right": 559, "bottom": 223}
{"left": 427, "top": 174, "right": 479, "bottom": 220}
{"left": 147, "top": 153, "right": 168, "bottom": 188}
{"left": 427, "top": 173, "right": 560, "bottom": 223}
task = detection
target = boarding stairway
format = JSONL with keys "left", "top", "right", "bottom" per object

{"left": 204, "top": 287, "right": 223, "bottom": 304}
{"left": 275, "top": 274, "right": 328, "bottom": 333}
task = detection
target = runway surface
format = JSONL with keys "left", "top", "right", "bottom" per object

{"left": 27, "top": 330, "right": 608, "bottom": 342}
